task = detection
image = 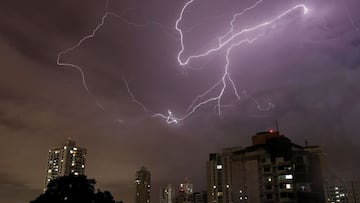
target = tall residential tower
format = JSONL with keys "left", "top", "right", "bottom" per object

{"left": 135, "top": 166, "right": 151, "bottom": 203}
{"left": 161, "top": 184, "right": 175, "bottom": 203}
{"left": 44, "top": 139, "right": 87, "bottom": 188}
{"left": 207, "top": 131, "right": 326, "bottom": 203}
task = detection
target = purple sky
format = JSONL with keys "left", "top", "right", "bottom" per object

{"left": 0, "top": 0, "right": 360, "bottom": 202}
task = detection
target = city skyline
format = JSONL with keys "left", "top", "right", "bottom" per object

{"left": 0, "top": 0, "right": 360, "bottom": 202}
{"left": 31, "top": 130, "right": 359, "bottom": 203}
{"left": 34, "top": 130, "right": 360, "bottom": 203}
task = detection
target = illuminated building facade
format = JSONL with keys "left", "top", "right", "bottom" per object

{"left": 207, "top": 131, "right": 325, "bottom": 203}
{"left": 44, "top": 139, "right": 87, "bottom": 189}
{"left": 135, "top": 166, "right": 151, "bottom": 203}
{"left": 175, "top": 180, "right": 194, "bottom": 203}
{"left": 324, "top": 180, "right": 360, "bottom": 203}
{"left": 324, "top": 183, "right": 347, "bottom": 203}
{"left": 161, "top": 184, "right": 175, "bottom": 203}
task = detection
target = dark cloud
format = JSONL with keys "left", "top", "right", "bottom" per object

{"left": 0, "top": 172, "right": 41, "bottom": 203}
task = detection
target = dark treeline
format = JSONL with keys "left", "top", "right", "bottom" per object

{"left": 31, "top": 175, "right": 122, "bottom": 203}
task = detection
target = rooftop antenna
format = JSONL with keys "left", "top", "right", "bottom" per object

{"left": 275, "top": 120, "right": 280, "bottom": 133}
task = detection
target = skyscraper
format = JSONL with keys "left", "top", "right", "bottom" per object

{"left": 161, "top": 184, "right": 175, "bottom": 203}
{"left": 44, "top": 139, "right": 87, "bottom": 188}
{"left": 207, "top": 131, "right": 326, "bottom": 203}
{"left": 347, "top": 181, "right": 360, "bottom": 203}
{"left": 175, "top": 179, "right": 194, "bottom": 203}
{"left": 135, "top": 166, "right": 151, "bottom": 203}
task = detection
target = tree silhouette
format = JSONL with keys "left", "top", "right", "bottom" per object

{"left": 31, "top": 175, "right": 121, "bottom": 203}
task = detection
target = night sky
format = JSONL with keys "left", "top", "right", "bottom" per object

{"left": 1, "top": 0, "right": 360, "bottom": 202}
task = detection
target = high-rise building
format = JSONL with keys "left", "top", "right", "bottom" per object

{"left": 161, "top": 184, "right": 175, "bottom": 203}
{"left": 44, "top": 139, "right": 87, "bottom": 188}
{"left": 193, "top": 191, "right": 208, "bottom": 203}
{"left": 135, "top": 166, "right": 151, "bottom": 203}
{"left": 346, "top": 181, "right": 360, "bottom": 203}
{"left": 207, "top": 131, "right": 326, "bottom": 203}
{"left": 180, "top": 179, "right": 194, "bottom": 195}
{"left": 324, "top": 174, "right": 349, "bottom": 203}
{"left": 175, "top": 179, "right": 194, "bottom": 203}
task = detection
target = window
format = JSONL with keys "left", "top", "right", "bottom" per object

{"left": 286, "top": 184, "right": 292, "bottom": 189}
{"left": 285, "top": 174, "right": 293, "bottom": 180}
{"left": 266, "top": 194, "right": 273, "bottom": 199}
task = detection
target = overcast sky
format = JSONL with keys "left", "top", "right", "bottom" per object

{"left": 0, "top": 0, "right": 360, "bottom": 202}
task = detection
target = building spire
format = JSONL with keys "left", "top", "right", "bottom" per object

{"left": 275, "top": 120, "right": 280, "bottom": 133}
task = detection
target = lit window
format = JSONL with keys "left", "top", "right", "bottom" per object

{"left": 48, "top": 169, "right": 52, "bottom": 173}
{"left": 286, "top": 184, "right": 292, "bottom": 189}
{"left": 82, "top": 165, "right": 85, "bottom": 168}
{"left": 226, "top": 185, "right": 230, "bottom": 188}
{"left": 73, "top": 148, "right": 77, "bottom": 151}
{"left": 285, "top": 174, "right": 293, "bottom": 180}
{"left": 74, "top": 172, "right": 79, "bottom": 175}
{"left": 64, "top": 146, "right": 67, "bottom": 149}
{"left": 240, "top": 197, "right": 243, "bottom": 200}
{"left": 217, "top": 165, "right": 222, "bottom": 169}
{"left": 213, "top": 185, "right": 217, "bottom": 189}
{"left": 268, "top": 177, "right": 272, "bottom": 182}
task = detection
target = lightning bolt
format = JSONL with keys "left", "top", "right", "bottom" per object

{"left": 154, "top": 1, "right": 309, "bottom": 124}
{"left": 123, "top": 78, "right": 147, "bottom": 112}
{"left": 345, "top": 6, "right": 360, "bottom": 33}
{"left": 57, "top": 0, "right": 173, "bottom": 113}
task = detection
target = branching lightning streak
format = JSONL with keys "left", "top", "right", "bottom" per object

{"left": 57, "top": 0, "right": 173, "bottom": 112}
{"left": 123, "top": 78, "right": 147, "bottom": 112}
{"left": 219, "top": 0, "right": 264, "bottom": 43}
{"left": 177, "top": 3, "right": 308, "bottom": 66}
{"left": 154, "top": 0, "right": 309, "bottom": 124}
{"left": 346, "top": 7, "right": 360, "bottom": 33}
